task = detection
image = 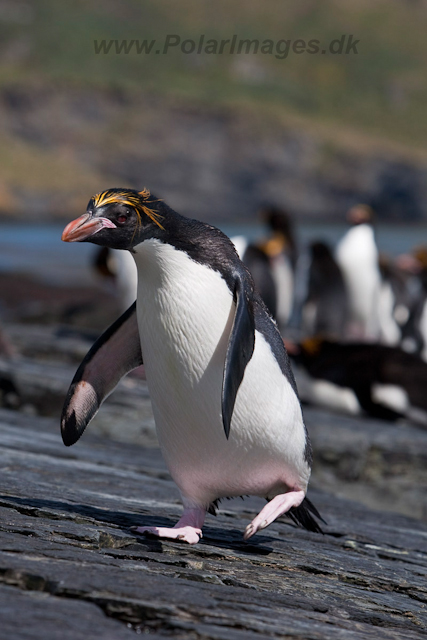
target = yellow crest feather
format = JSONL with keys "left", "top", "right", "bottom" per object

{"left": 92, "top": 188, "right": 164, "bottom": 230}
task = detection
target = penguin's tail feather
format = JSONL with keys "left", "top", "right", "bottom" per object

{"left": 287, "top": 497, "right": 326, "bottom": 534}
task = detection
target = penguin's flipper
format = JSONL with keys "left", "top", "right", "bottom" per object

{"left": 222, "top": 271, "right": 255, "bottom": 438}
{"left": 61, "top": 302, "right": 142, "bottom": 446}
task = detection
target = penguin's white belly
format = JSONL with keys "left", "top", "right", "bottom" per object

{"left": 339, "top": 260, "right": 380, "bottom": 329}
{"left": 113, "top": 249, "right": 138, "bottom": 311}
{"left": 133, "top": 240, "right": 309, "bottom": 505}
{"left": 272, "top": 255, "right": 294, "bottom": 326}
{"left": 336, "top": 224, "right": 380, "bottom": 338}
{"left": 378, "top": 281, "right": 400, "bottom": 346}
{"left": 293, "top": 365, "right": 361, "bottom": 416}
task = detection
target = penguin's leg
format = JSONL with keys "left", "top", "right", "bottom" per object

{"left": 243, "top": 489, "right": 305, "bottom": 540}
{"left": 131, "top": 501, "right": 206, "bottom": 545}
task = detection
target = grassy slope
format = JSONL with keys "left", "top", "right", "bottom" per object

{"left": 2, "top": 0, "right": 426, "bottom": 147}
{"left": 0, "top": 0, "right": 426, "bottom": 214}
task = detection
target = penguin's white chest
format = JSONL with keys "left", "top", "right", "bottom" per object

{"left": 134, "top": 239, "right": 234, "bottom": 403}
{"left": 133, "top": 240, "right": 308, "bottom": 504}
{"left": 336, "top": 224, "right": 381, "bottom": 337}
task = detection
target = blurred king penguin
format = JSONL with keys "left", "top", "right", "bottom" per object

{"left": 336, "top": 204, "right": 381, "bottom": 340}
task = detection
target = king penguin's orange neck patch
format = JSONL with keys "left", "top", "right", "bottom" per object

{"left": 301, "top": 337, "right": 323, "bottom": 356}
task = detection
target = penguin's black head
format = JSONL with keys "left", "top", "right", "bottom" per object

{"left": 62, "top": 188, "right": 165, "bottom": 249}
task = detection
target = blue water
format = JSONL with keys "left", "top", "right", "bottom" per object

{"left": 0, "top": 223, "right": 96, "bottom": 286}
{"left": 0, "top": 221, "right": 426, "bottom": 286}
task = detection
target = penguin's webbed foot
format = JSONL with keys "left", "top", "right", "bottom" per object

{"left": 130, "top": 505, "right": 206, "bottom": 545}
{"left": 243, "top": 489, "right": 305, "bottom": 540}
{"left": 131, "top": 525, "right": 202, "bottom": 545}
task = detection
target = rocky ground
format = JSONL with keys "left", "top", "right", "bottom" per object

{"left": 1, "top": 406, "right": 427, "bottom": 640}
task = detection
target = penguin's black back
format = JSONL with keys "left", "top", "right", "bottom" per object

{"left": 242, "top": 244, "right": 277, "bottom": 318}
{"left": 305, "top": 241, "right": 348, "bottom": 338}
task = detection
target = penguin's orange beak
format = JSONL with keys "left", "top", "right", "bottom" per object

{"left": 62, "top": 214, "right": 117, "bottom": 242}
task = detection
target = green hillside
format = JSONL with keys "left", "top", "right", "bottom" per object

{"left": 1, "top": 0, "right": 427, "bottom": 149}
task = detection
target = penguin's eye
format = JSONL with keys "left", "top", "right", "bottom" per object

{"left": 117, "top": 211, "right": 129, "bottom": 224}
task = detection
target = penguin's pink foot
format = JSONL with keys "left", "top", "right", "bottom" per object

{"left": 244, "top": 490, "right": 305, "bottom": 540}
{"left": 131, "top": 525, "right": 202, "bottom": 544}
{"left": 130, "top": 505, "right": 206, "bottom": 545}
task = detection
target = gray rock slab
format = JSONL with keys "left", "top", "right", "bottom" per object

{"left": 0, "top": 355, "right": 157, "bottom": 446}
{"left": 0, "top": 584, "right": 136, "bottom": 640}
{"left": 4, "top": 323, "right": 97, "bottom": 364}
{"left": 1, "top": 409, "right": 427, "bottom": 638}
{"left": 306, "top": 406, "right": 427, "bottom": 520}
